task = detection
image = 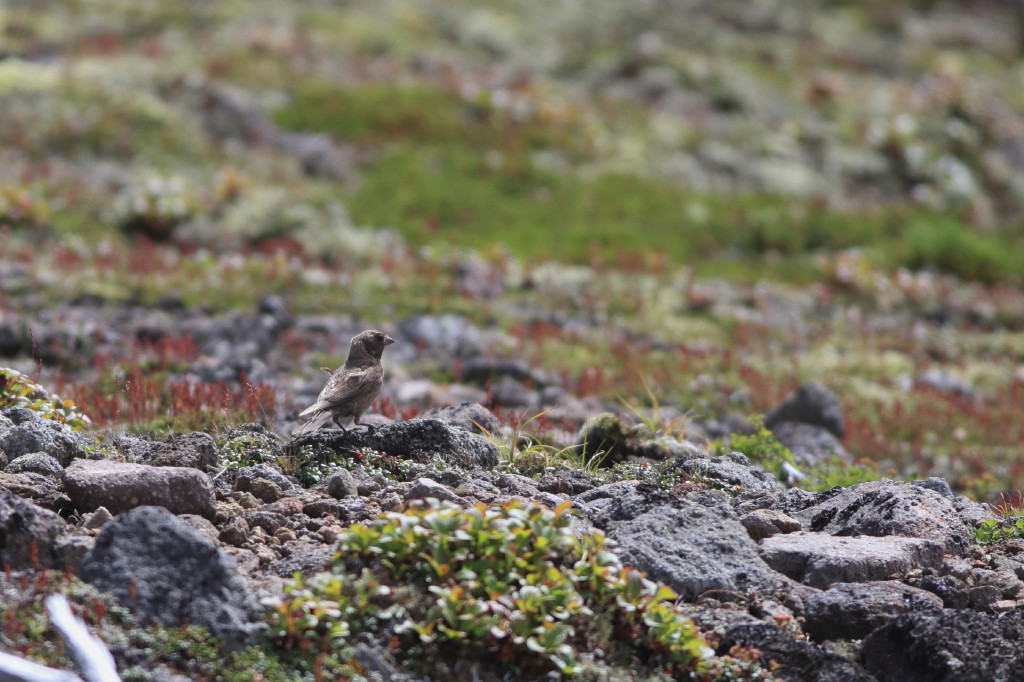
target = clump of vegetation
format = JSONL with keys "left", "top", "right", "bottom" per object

{"left": 265, "top": 499, "right": 737, "bottom": 678}
{"left": 281, "top": 444, "right": 417, "bottom": 486}
{"left": 801, "top": 456, "right": 885, "bottom": 492}
{"left": 974, "top": 518, "right": 1024, "bottom": 546}
{"left": 713, "top": 416, "right": 795, "bottom": 479}
{"left": 0, "top": 367, "right": 92, "bottom": 429}
{"left": 217, "top": 428, "right": 281, "bottom": 471}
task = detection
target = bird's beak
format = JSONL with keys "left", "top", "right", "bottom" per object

{"left": 385, "top": 335, "right": 396, "bottom": 345}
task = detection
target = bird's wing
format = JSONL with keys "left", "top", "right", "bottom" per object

{"left": 299, "top": 366, "right": 381, "bottom": 417}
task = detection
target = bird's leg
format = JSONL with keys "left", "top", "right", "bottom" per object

{"left": 354, "top": 415, "right": 375, "bottom": 436}
{"left": 332, "top": 415, "right": 349, "bottom": 434}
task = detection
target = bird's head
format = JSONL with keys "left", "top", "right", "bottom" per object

{"left": 351, "top": 329, "right": 396, "bottom": 360}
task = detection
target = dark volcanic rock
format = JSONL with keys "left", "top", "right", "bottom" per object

{"left": 775, "top": 479, "right": 973, "bottom": 554}
{"left": 0, "top": 472, "right": 73, "bottom": 514}
{"left": 419, "top": 402, "right": 501, "bottom": 436}
{"left": 138, "top": 431, "right": 218, "bottom": 469}
{"left": 63, "top": 459, "right": 216, "bottom": 519}
{"left": 80, "top": 506, "right": 263, "bottom": 649}
{"left": 5, "top": 452, "right": 64, "bottom": 480}
{"left": 801, "top": 581, "right": 943, "bottom": 641}
{"left": 0, "top": 407, "right": 89, "bottom": 466}
{"left": 861, "top": 609, "right": 1024, "bottom": 682}
{"left": 667, "top": 452, "right": 783, "bottom": 493}
{"left": 764, "top": 381, "right": 844, "bottom": 438}
{"left": 718, "top": 622, "right": 874, "bottom": 682}
{"left": 0, "top": 491, "right": 68, "bottom": 569}
{"left": 288, "top": 418, "right": 498, "bottom": 470}
{"left": 233, "top": 463, "right": 296, "bottom": 493}
{"left": 759, "top": 532, "right": 943, "bottom": 589}
{"left": 583, "top": 484, "right": 789, "bottom": 600}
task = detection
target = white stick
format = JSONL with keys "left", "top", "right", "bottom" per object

{"left": 43, "top": 595, "right": 121, "bottom": 682}
{"left": 0, "top": 650, "right": 83, "bottom": 682}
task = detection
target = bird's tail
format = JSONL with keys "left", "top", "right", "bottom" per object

{"left": 294, "top": 409, "right": 334, "bottom": 435}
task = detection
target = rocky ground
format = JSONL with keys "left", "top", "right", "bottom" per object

{"left": 3, "top": 372, "right": 1024, "bottom": 680}
{"left": 3, "top": 0, "right": 1024, "bottom": 679}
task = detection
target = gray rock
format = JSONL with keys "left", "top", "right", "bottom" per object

{"left": 244, "top": 510, "right": 286, "bottom": 535}
{"left": 770, "top": 422, "right": 849, "bottom": 468}
{"left": 802, "top": 581, "right": 943, "bottom": 641}
{"left": 398, "top": 314, "right": 482, "bottom": 359}
{"left": 63, "top": 459, "right": 216, "bottom": 519}
{"left": 288, "top": 418, "right": 498, "bottom": 470}
{"left": 139, "top": 432, "right": 218, "bottom": 469}
{"left": 178, "top": 514, "right": 221, "bottom": 545}
{"left": 405, "top": 477, "right": 470, "bottom": 505}
{"left": 764, "top": 381, "right": 844, "bottom": 438}
{"left": 759, "top": 532, "right": 944, "bottom": 589}
{"left": 717, "top": 623, "right": 875, "bottom": 682}
{"left": 487, "top": 376, "right": 536, "bottom": 408}
{"left": 458, "top": 358, "right": 537, "bottom": 385}
{"left": 667, "top": 452, "right": 783, "bottom": 493}
{"left": 83, "top": 506, "right": 113, "bottom": 530}
{"left": 492, "top": 472, "right": 542, "bottom": 498}
{"left": 916, "top": 368, "right": 974, "bottom": 397}
{"left": 862, "top": 609, "right": 1024, "bottom": 682}
{"left": 0, "top": 471, "right": 71, "bottom": 514}
{"left": 79, "top": 506, "right": 263, "bottom": 649}
{"left": 587, "top": 485, "right": 789, "bottom": 600}
{"left": 535, "top": 469, "right": 595, "bottom": 496}
{"left": 0, "top": 407, "right": 88, "bottom": 466}
{"left": 324, "top": 469, "right": 358, "bottom": 498}
{"left": 740, "top": 508, "right": 802, "bottom": 541}
{"left": 267, "top": 547, "right": 336, "bottom": 578}
{"left": 777, "top": 479, "right": 973, "bottom": 554}
{"left": 419, "top": 402, "right": 501, "bottom": 436}
{"left": 6, "top": 452, "right": 64, "bottom": 480}
{"left": 219, "top": 516, "right": 249, "bottom": 547}
{"left": 233, "top": 464, "right": 296, "bottom": 492}
{"left": 0, "top": 491, "right": 68, "bottom": 569}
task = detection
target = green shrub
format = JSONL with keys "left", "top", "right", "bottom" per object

{"left": 0, "top": 367, "right": 91, "bottom": 429}
{"left": 714, "top": 416, "right": 794, "bottom": 479}
{"left": 898, "top": 218, "right": 1022, "bottom": 283}
{"left": 266, "top": 499, "right": 717, "bottom": 678}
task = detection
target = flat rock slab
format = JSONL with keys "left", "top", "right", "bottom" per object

{"left": 63, "top": 459, "right": 216, "bottom": 519}
{"left": 759, "top": 531, "right": 943, "bottom": 589}
{"left": 778, "top": 479, "right": 973, "bottom": 554}
{"left": 802, "top": 581, "right": 944, "bottom": 641}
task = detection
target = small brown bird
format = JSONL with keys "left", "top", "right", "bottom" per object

{"left": 294, "top": 329, "right": 396, "bottom": 435}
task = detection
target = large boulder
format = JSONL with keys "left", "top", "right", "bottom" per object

{"left": 288, "top": 418, "right": 499, "bottom": 470}
{"left": 774, "top": 479, "right": 974, "bottom": 554}
{"left": 63, "top": 459, "right": 216, "bottom": 519}
{"left": 79, "top": 506, "right": 263, "bottom": 649}
{"left": 583, "top": 484, "right": 789, "bottom": 600}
